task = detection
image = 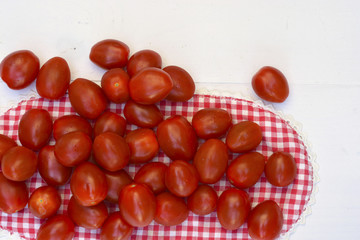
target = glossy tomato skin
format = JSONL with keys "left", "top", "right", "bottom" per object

{"left": 252, "top": 66, "right": 289, "bottom": 103}
{"left": 18, "top": 109, "right": 53, "bottom": 151}
{"left": 100, "top": 211, "right": 134, "bottom": 240}
{"left": 36, "top": 214, "right": 75, "bottom": 240}
{"left": 217, "top": 188, "right": 251, "bottom": 230}
{"left": 0, "top": 172, "right": 28, "bottom": 214}
{"left": 127, "top": 49, "right": 162, "bottom": 77}
{"left": 265, "top": 151, "right": 297, "bottom": 187}
{"left": 93, "top": 111, "right": 126, "bottom": 137}
{"left": 28, "top": 186, "right": 61, "bottom": 219}
{"left": 0, "top": 134, "right": 17, "bottom": 164}
{"left": 157, "top": 115, "right": 198, "bottom": 161}
{"left": 103, "top": 169, "right": 133, "bottom": 203}
{"left": 123, "top": 99, "right": 163, "bottom": 128}
{"left": 134, "top": 162, "right": 167, "bottom": 195}
{"left": 187, "top": 185, "right": 218, "bottom": 216}
{"left": 247, "top": 200, "right": 284, "bottom": 240}
{"left": 226, "top": 121, "right": 262, "bottom": 153}
{"left": 163, "top": 65, "right": 195, "bottom": 102}
{"left": 53, "top": 114, "right": 92, "bottom": 141}
{"left": 68, "top": 78, "right": 108, "bottom": 119}
{"left": 155, "top": 192, "right": 189, "bottom": 226}
{"left": 90, "top": 39, "right": 130, "bottom": 69}
{"left": 36, "top": 57, "right": 70, "bottom": 99}
{"left": 0, "top": 50, "right": 39, "bottom": 90}
{"left": 101, "top": 68, "right": 130, "bottom": 103}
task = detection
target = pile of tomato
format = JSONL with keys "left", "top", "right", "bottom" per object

{"left": 0, "top": 39, "right": 295, "bottom": 240}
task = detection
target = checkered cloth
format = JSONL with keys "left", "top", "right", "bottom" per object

{"left": 0, "top": 94, "right": 313, "bottom": 240}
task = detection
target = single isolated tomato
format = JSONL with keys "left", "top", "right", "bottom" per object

{"left": 134, "top": 162, "right": 168, "bottom": 195}
{"left": 163, "top": 65, "right": 195, "bottom": 102}
{"left": 36, "top": 214, "right": 75, "bottom": 240}
{"left": 155, "top": 192, "right": 189, "bottom": 226}
{"left": 123, "top": 99, "right": 163, "bottom": 128}
{"left": 28, "top": 186, "right": 61, "bottom": 219}
{"left": 103, "top": 169, "right": 133, "bottom": 203}
{"left": 187, "top": 184, "right": 218, "bottom": 216}
{"left": 101, "top": 68, "right": 130, "bottom": 103}
{"left": 127, "top": 49, "right": 162, "bottom": 77}
{"left": 226, "top": 121, "right": 262, "bottom": 153}
{"left": 93, "top": 111, "right": 126, "bottom": 137}
{"left": 0, "top": 172, "right": 28, "bottom": 214}
{"left": 100, "top": 211, "right": 134, "bottom": 240}
{"left": 265, "top": 151, "right": 297, "bottom": 187}
{"left": 0, "top": 134, "right": 17, "bottom": 164}
{"left": 53, "top": 114, "right": 93, "bottom": 141}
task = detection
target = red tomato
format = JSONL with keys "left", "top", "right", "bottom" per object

{"left": 157, "top": 115, "right": 198, "bottom": 161}
{"left": 28, "top": 186, "right": 61, "bottom": 219}
{"left": 68, "top": 78, "right": 108, "bottom": 119}
{"left": 217, "top": 188, "right": 251, "bottom": 230}
{"left": 54, "top": 131, "right": 92, "bottom": 167}
{"left": 252, "top": 66, "right": 289, "bottom": 103}
{"left": 226, "top": 121, "right": 262, "bottom": 153}
{"left": 89, "top": 39, "right": 130, "bottom": 69}
{"left": 36, "top": 214, "right": 75, "bottom": 240}
{"left": 125, "top": 128, "right": 159, "bottom": 164}
{"left": 18, "top": 109, "right": 53, "bottom": 151}
{"left": 265, "top": 151, "right": 297, "bottom": 187}
{"left": 36, "top": 57, "right": 70, "bottom": 99}
{"left": 93, "top": 111, "right": 126, "bottom": 137}
{"left": 163, "top": 65, "right": 195, "bottom": 102}
{"left": 100, "top": 211, "right": 134, "bottom": 240}
{"left": 192, "top": 108, "right": 232, "bottom": 139}
{"left": 155, "top": 192, "right": 189, "bottom": 226}
{"left": 70, "top": 162, "right": 108, "bottom": 206}
{"left": 187, "top": 185, "right": 218, "bottom": 216}
{"left": 103, "top": 169, "right": 133, "bottom": 203}
{"left": 123, "top": 99, "right": 163, "bottom": 128}
{"left": 0, "top": 172, "right": 28, "bottom": 214}
{"left": 126, "top": 49, "right": 162, "bottom": 77}
{"left": 101, "top": 68, "right": 130, "bottom": 103}
{"left": 0, "top": 50, "right": 39, "bottom": 90}
{"left": 134, "top": 162, "right": 167, "bottom": 195}
{"left": 1, "top": 146, "right": 37, "bottom": 181}
{"left": 67, "top": 196, "right": 108, "bottom": 229}
{"left": 119, "top": 183, "right": 156, "bottom": 227}
{"left": 227, "top": 152, "right": 265, "bottom": 189}
{"left": 0, "top": 134, "right": 17, "bottom": 164}
{"left": 247, "top": 200, "right": 284, "bottom": 240}
{"left": 53, "top": 114, "right": 92, "bottom": 141}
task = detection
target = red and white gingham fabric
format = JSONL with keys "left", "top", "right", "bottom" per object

{"left": 0, "top": 94, "right": 313, "bottom": 240}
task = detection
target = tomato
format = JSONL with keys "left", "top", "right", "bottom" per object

{"left": 165, "top": 160, "right": 199, "bottom": 197}
{"left": 36, "top": 214, "right": 75, "bottom": 240}
{"left": 0, "top": 172, "right": 28, "bottom": 214}
{"left": 126, "top": 49, "right": 162, "bottom": 77}
{"left": 252, "top": 66, "right": 289, "bottom": 103}
{"left": 163, "top": 65, "right": 195, "bottom": 102}
{"left": 125, "top": 128, "right": 159, "bottom": 164}
{"left": 227, "top": 152, "right": 265, "bottom": 189}
{"left": 93, "top": 111, "right": 126, "bottom": 137}
{"left": 193, "top": 139, "right": 228, "bottom": 184}
{"left": 192, "top": 108, "right": 232, "bottom": 139}
{"left": 187, "top": 185, "right": 218, "bottom": 216}
{"left": 67, "top": 196, "right": 108, "bottom": 229}
{"left": 226, "top": 121, "right": 262, "bottom": 153}
{"left": 157, "top": 115, "right": 198, "bottom": 161}
{"left": 134, "top": 162, "right": 167, "bottom": 195}
{"left": 1, "top": 146, "right": 37, "bottom": 181}
{"left": 0, "top": 50, "right": 39, "bottom": 90}
{"left": 265, "top": 151, "right": 297, "bottom": 187}
{"left": 36, "top": 57, "right": 70, "bottom": 99}
{"left": 0, "top": 134, "right": 17, "bottom": 164}
{"left": 119, "top": 183, "right": 156, "bottom": 227}
{"left": 100, "top": 211, "right": 134, "bottom": 240}
{"left": 103, "top": 169, "right": 133, "bottom": 203}
{"left": 217, "top": 188, "right": 251, "bottom": 230}
{"left": 123, "top": 99, "right": 163, "bottom": 128}
{"left": 89, "top": 39, "right": 130, "bottom": 69}
{"left": 247, "top": 200, "right": 284, "bottom": 240}
{"left": 53, "top": 114, "right": 92, "bottom": 141}
{"left": 101, "top": 68, "right": 130, "bottom": 103}
{"left": 28, "top": 186, "right": 61, "bottom": 219}
{"left": 18, "top": 108, "right": 53, "bottom": 151}
{"left": 68, "top": 78, "right": 108, "bottom": 119}
{"left": 54, "top": 131, "right": 92, "bottom": 167}
{"left": 70, "top": 162, "right": 108, "bottom": 206}
{"left": 154, "top": 192, "right": 189, "bottom": 226}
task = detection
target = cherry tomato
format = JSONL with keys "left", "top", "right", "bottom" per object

{"left": 226, "top": 121, "right": 262, "bottom": 153}
{"left": 0, "top": 172, "right": 28, "bottom": 214}
{"left": 247, "top": 200, "right": 284, "bottom": 240}
{"left": 103, "top": 169, "right": 133, "bottom": 203}
{"left": 192, "top": 108, "right": 232, "bottom": 139}
{"left": 18, "top": 108, "right": 53, "bottom": 151}
{"left": 123, "top": 99, "right": 163, "bottom": 128}
{"left": 134, "top": 162, "right": 167, "bottom": 195}
{"left": 53, "top": 114, "right": 93, "bottom": 141}
{"left": 187, "top": 185, "right": 218, "bottom": 216}
{"left": 265, "top": 151, "right": 297, "bottom": 187}
{"left": 28, "top": 186, "right": 61, "bottom": 219}
{"left": 36, "top": 56, "right": 70, "bottom": 99}
{"left": 36, "top": 214, "right": 75, "bottom": 240}
{"left": 252, "top": 66, "right": 289, "bottom": 103}
{"left": 70, "top": 162, "right": 108, "bottom": 206}
{"left": 0, "top": 134, "right": 17, "bottom": 164}
{"left": 93, "top": 111, "right": 126, "bottom": 137}
{"left": 1, "top": 146, "right": 37, "bottom": 181}
{"left": 163, "top": 65, "right": 195, "bottom": 102}
{"left": 126, "top": 49, "right": 162, "bottom": 77}
{"left": 119, "top": 183, "right": 156, "bottom": 227}
{"left": 89, "top": 39, "right": 130, "bottom": 69}
{"left": 101, "top": 68, "right": 130, "bottom": 103}
{"left": 155, "top": 192, "right": 189, "bottom": 226}
{"left": 100, "top": 211, "right": 133, "bottom": 240}
{"left": 125, "top": 128, "right": 159, "bottom": 164}
{"left": 0, "top": 50, "right": 39, "bottom": 90}
{"left": 68, "top": 78, "right": 108, "bottom": 119}
{"left": 227, "top": 152, "right": 265, "bottom": 189}
{"left": 157, "top": 115, "right": 198, "bottom": 161}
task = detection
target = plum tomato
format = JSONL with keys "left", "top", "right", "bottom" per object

{"left": 53, "top": 114, "right": 92, "bottom": 141}
{"left": 123, "top": 99, "right": 163, "bottom": 128}
{"left": 101, "top": 68, "right": 130, "bottom": 103}
{"left": 163, "top": 65, "right": 195, "bottom": 102}
{"left": 226, "top": 121, "right": 262, "bottom": 153}
{"left": 265, "top": 151, "right": 297, "bottom": 187}
{"left": 36, "top": 214, "right": 75, "bottom": 240}
{"left": 134, "top": 162, "right": 167, "bottom": 195}
{"left": 0, "top": 134, "right": 17, "bottom": 164}
{"left": 187, "top": 185, "right": 218, "bottom": 216}
{"left": 154, "top": 192, "right": 189, "bottom": 226}
{"left": 28, "top": 186, "right": 61, "bottom": 219}
{"left": 103, "top": 169, "right": 133, "bottom": 203}
{"left": 0, "top": 172, "right": 28, "bottom": 214}
{"left": 93, "top": 111, "right": 126, "bottom": 137}
{"left": 126, "top": 49, "right": 162, "bottom": 77}
{"left": 100, "top": 211, "right": 134, "bottom": 240}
